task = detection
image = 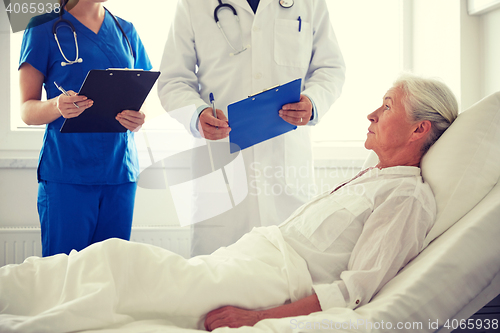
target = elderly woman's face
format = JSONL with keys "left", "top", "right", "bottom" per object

{"left": 365, "top": 87, "right": 415, "bottom": 156}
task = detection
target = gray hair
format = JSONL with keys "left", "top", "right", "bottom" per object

{"left": 393, "top": 74, "right": 459, "bottom": 153}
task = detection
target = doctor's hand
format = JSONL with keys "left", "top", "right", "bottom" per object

{"left": 198, "top": 108, "right": 231, "bottom": 140}
{"left": 279, "top": 95, "right": 313, "bottom": 126}
{"left": 116, "top": 110, "right": 145, "bottom": 132}
{"left": 56, "top": 91, "right": 93, "bottom": 119}
{"left": 204, "top": 305, "right": 262, "bottom": 331}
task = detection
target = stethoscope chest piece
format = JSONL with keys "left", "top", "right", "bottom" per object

{"left": 279, "top": 0, "right": 294, "bottom": 8}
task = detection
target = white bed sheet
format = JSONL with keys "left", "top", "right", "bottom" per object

{"left": 73, "top": 184, "right": 500, "bottom": 333}
{"left": 0, "top": 227, "right": 315, "bottom": 333}
{"left": 2, "top": 226, "right": 375, "bottom": 333}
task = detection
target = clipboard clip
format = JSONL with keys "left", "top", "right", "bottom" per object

{"left": 248, "top": 84, "right": 280, "bottom": 98}
{"left": 106, "top": 68, "right": 145, "bottom": 77}
{"left": 106, "top": 68, "right": 144, "bottom": 71}
{"left": 248, "top": 78, "right": 301, "bottom": 98}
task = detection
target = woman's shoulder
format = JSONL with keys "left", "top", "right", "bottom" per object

{"left": 22, "top": 12, "right": 57, "bottom": 50}
{"left": 111, "top": 14, "right": 136, "bottom": 33}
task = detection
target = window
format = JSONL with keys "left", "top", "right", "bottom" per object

{"left": 4, "top": 0, "right": 403, "bottom": 157}
{"left": 318, "top": 0, "right": 402, "bottom": 143}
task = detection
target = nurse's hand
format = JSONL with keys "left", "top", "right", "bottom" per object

{"left": 116, "top": 110, "right": 145, "bottom": 132}
{"left": 198, "top": 108, "right": 231, "bottom": 140}
{"left": 279, "top": 95, "right": 313, "bottom": 126}
{"left": 56, "top": 91, "right": 93, "bottom": 119}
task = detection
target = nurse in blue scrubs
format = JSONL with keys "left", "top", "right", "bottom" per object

{"left": 18, "top": 0, "right": 152, "bottom": 256}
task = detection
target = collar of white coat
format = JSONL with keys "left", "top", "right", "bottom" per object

{"left": 230, "top": 0, "right": 273, "bottom": 14}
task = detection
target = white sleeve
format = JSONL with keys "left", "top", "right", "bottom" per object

{"left": 157, "top": 0, "right": 206, "bottom": 136}
{"left": 302, "top": 0, "right": 346, "bottom": 123}
{"left": 313, "top": 193, "right": 434, "bottom": 310}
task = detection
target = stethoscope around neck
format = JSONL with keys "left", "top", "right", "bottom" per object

{"left": 52, "top": 3, "right": 133, "bottom": 67}
{"left": 213, "top": 0, "right": 294, "bottom": 56}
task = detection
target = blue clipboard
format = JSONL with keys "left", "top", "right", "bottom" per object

{"left": 60, "top": 69, "right": 160, "bottom": 133}
{"left": 228, "top": 78, "right": 301, "bottom": 153}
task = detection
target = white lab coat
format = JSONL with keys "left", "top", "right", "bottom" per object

{"left": 158, "top": 0, "right": 345, "bottom": 255}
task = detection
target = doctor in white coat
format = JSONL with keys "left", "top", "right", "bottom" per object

{"left": 158, "top": 0, "right": 345, "bottom": 256}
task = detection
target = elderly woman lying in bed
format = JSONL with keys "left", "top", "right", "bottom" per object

{"left": 0, "top": 74, "right": 458, "bottom": 333}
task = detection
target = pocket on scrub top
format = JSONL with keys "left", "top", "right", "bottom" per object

{"left": 274, "top": 19, "right": 312, "bottom": 68}
{"left": 295, "top": 194, "right": 372, "bottom": 252}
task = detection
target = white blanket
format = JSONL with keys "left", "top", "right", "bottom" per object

{"left": 2, "top": 226, "right": 363, "bottom": 333}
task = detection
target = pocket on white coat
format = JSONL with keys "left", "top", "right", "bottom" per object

{"left": 274, "top": 19, "right": 312, "bottom": 68}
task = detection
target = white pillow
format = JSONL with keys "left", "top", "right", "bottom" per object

{"left": 421, "top": 91, "right": 500, "bottom": 247}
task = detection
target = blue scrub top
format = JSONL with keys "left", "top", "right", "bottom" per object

{"left": 19, "top": 10, "right": 152, "bottom": 185}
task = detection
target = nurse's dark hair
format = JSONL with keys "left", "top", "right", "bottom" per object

{"left": 59, "top": 0, "right": 71, "bottom": 8}
{"left": 393, "top": 73, "right": 459, "bottom": 153}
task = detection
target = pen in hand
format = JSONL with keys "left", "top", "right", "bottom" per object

{"left": 210, "top": 92, "right": 218, "bottom": 130}
{"left": 54, "top": 81, "right": 80, "bottom": 109}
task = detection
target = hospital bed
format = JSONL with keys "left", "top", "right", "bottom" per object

{"left": 96, "top": 90, "right": 500, "bottom": 333}
{"left": 2, "top": 91, "right": 499, "bottom": 333}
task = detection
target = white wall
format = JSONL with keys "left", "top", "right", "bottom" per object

{"left": 460, "top": 0, "right": 483, "bottom": 109}
{"left": 0, "top": 163, "right": 358, "bottom": 228}
{"left": 412, "top": 0, "right": 500, "bottom": 109}
{"left": 481, "top": 7, "right": 500, "bottom": 96}
{"left": 412, "top": 0, "right": 462, "bottom": 100}
{"left": 412, "top": 0, "right": 483, "bottom": 111}
{"left": 0, "top": 168, "right": 38, "bottom": 227}
{"left": 0, "top": 165, "right": 183, "bottom": 228}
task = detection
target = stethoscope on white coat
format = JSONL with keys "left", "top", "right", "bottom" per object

{"left": 52, "top": 4, "right": 133, "bottom": 66}
{"left": 213, "top": 0, "right": 294, "bottom": 56}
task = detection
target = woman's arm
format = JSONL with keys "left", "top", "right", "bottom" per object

{"left": 19, "top": 63, "right": 92, "bottom": 125}
{"left": 204, "top": 294, "right": 321, "bottom": 331}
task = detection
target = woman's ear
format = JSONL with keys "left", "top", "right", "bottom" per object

{"left": 411, "top": 120, "right": 432, "bottom": 142}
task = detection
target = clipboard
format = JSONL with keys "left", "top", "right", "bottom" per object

{"left": 60, "top": 69, "right": 160, "bottom": 133}
{"left": 228, "top": 78, "right": 301, "bottom": 153}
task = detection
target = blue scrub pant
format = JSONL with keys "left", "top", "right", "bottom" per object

{"left": 37, "top": 181, "right": 137, "bottom": 257}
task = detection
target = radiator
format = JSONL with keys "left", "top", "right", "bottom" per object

{"left": 0, "top": 226, "right": 191, "bottom": 267}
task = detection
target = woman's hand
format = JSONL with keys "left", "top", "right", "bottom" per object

{"left": 56, "top": 91, "right": 93, "bottom": 119}
{"left": 204, "top": 294, "right": 322, "bottom": 331}
{"left": 19, "top": 63, "right": 93, "bottom": 125}
{"left": 116, "top": 110, "right": 146, "bottom": 132}
{"left": 204, "top": 306, "right": 262, "bottom": 331}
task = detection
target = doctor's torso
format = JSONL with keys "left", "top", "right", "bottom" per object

{"left": 160, "top": 0, "right": 344, "bottom": 225}
{"left": 184, "top": 0, "right": 315, "bottom": 110}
